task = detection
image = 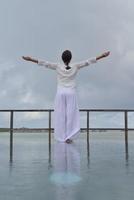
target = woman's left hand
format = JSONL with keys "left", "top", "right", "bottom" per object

{"left": 102, "top": 51, "right": 110, "bottom": 57}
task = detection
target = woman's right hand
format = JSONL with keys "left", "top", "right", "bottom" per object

{"left": 22, "top": 56, "right": 32, "bottom": 61}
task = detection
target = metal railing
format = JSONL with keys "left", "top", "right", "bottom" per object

{"left": 0, "top": 109, "right": 133, "bottom": 162}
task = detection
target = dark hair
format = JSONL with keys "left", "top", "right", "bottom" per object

{"left": 62, "top": 50, "right": 72, "bottom": 69}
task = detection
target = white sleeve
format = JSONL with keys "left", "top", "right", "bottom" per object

{"left": 38, "top": 60, "right": 58, "bottom": 70}
{"left": 75, "top": 57, "right": 97, "bottom": 69}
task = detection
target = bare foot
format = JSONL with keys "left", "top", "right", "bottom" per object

{"left": 65, "top": 139, "right": 73, "bottom": 144}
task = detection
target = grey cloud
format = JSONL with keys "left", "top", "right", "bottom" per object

{"left": 0, "top": 0, "right": 134, "bottom": 127}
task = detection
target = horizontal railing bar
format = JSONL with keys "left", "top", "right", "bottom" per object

{"left": 4, "top": 128, "right": 134, "bottom": 131}
{"left": 84, "top": 128, "right": 131, "bottom": 131}
{"left": 80, "top": 109, "right": 134, "bottom": 112}
{"left": 0, "top": 109, "right": 54, "bottom": 112}
{"left": 0, "top": 109, "right": 134, "bottom": 112}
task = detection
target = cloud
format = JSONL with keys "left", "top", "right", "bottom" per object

{"left": 124, "top": 51, "right": 134, "bottom": 64}
{"left": 23, "top": 112, "right": 44, "bottom": 120}
{"left": 0, "top": 0, "right": 134, "bottom": 128}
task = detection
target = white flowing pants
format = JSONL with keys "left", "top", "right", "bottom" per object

{"left": 54, "top": 86, "right": 80, "bottom": 142}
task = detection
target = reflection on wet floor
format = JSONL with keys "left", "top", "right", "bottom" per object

{"left": 0, "top": 132, "right": 133, "bottom": 200}
{"left": 47, "top": 137, "right": 129, "bottom": 170}
{"left": 8, "top": 128, "right": 130, "bottom": 166}
{"left": 50, "top": 142, "right": 81, "bottom": 186}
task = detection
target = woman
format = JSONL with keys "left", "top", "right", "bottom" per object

{"left": 22, "top": 50, "right": 110, "bottom": 143}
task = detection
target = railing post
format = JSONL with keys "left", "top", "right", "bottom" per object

{"left": 124, "top": 111, "right": 128, "bottom": 158}
{"left": 87, "top": 110, "right": 89, "bottom": 142}
{"left": 87, "top": 110, "right": 90, "bottom": 166}
{"left": 10, "top": 111, "right": 14, "bottom": 162}
{"left": 48, "top": 110, "right": 52, "bottom": 167}
{"left": 48, "top": 110, "right": 52, "bottom": 143}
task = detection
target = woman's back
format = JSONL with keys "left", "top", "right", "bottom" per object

{"left": 56, "top": 64, "right": 78, "bottom": 88}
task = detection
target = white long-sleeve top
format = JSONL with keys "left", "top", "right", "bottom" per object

{"left": 38, "top": 57, "right": 97, "bottom": 88}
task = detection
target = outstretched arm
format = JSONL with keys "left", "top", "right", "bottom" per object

{"left": 75, "top": 51, "right": 110, "bottom": 69}
{"left": 22, "top": 56, "right": 58, "bottom": 70}
{"left": 96, "top": 51, "right": 110, "bottom": 60}
{"left": 22, "top": 56, "right": 38, "bottom": 63}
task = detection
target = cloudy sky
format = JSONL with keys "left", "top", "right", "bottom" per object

{"left": 0, "top": 0, "right": 134, "bottom": 128}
